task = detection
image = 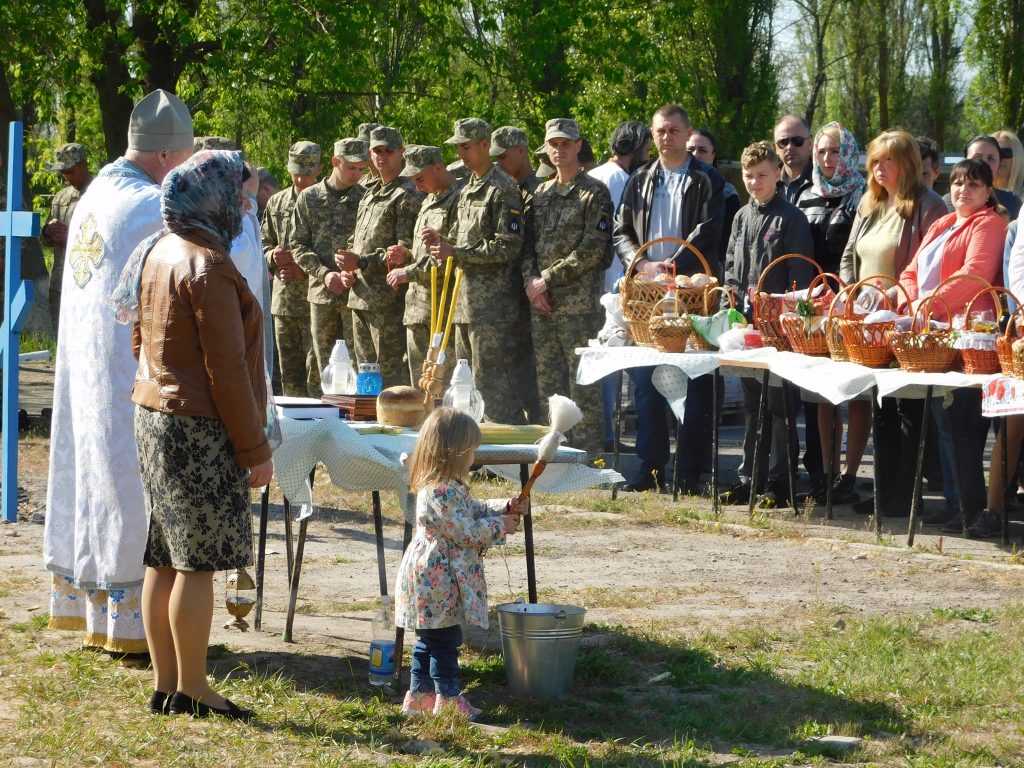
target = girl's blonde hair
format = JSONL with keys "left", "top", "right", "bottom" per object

{"left": 993, "top": 129, "right": 1024, "bottom": 197}
{"left": 409, "top": 407, "right": 481, "bottom": 492}
{"left": 860, "top": 130, "right": 925, "bottom": 221}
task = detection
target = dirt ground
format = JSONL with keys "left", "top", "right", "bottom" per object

{"left": 4, "top": 360, "right": 1024, "bottom": 687}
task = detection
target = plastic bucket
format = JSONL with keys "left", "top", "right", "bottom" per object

{"left": 497, "top": 602, "right": 586, "bottom": 699}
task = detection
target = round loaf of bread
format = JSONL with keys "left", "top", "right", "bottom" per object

{"left": 376, "top": 385, "right": 427, "bottom": 428}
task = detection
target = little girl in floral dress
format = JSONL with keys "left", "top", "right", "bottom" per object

{"left": 395, "top": 407, "right": 527, "bottom": 719}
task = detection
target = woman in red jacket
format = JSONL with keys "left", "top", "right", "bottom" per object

{"left": 898, "top": 157, "right": 1007, "bottom": 534}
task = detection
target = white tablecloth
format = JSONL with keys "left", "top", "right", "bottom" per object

{"left": 271, "top": 418, "right": 623, "bottom": 520}
{"left": 981, "top": 376, "right": 1024, "bottom": 417}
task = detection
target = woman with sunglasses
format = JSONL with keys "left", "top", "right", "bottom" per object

{"left": 993, "top": 130, "right": 1024, "bottom": 207}
{"left": 686, "top": 128, "right": 741, "bottom": 263}
{"left": 797, "top": 122, "right": 866, "bottom": 505}
{"left": 838, "top": 130, "right": 947, "bottom": 518}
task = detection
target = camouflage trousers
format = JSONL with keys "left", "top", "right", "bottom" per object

{"left": 406, "top": 323, "right": 452, "bottom": 393}
{"left": 513, "top": 293, "right": 542, "bottom": 422}
{"left": 352, "top": 309, "right": 408, "bottom": 389}
{"left": 274, "top": 313, "right": 318, "bottom": 397}
{"left": 310, "top": 302, "right": 355, "bottom": 394}
{"left": 531, "top": 311, "right": 605, "bottom": 458}
{"left": 454, "top": 322, "right": 525, "bottom": 425}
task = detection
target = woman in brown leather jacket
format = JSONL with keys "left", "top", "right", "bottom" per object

{"left": 114, "top": 150, "right": 272, "bottom": 721}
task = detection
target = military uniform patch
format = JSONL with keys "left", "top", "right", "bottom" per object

{"left": 508, "top": 208, "right": 522, "bottom": 233}
{"left": 597, "top": 214, "right": 609, "bottom": 232}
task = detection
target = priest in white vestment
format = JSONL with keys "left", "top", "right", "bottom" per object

{"left": 43, "top": 89, "right": 195, "bottom": 657}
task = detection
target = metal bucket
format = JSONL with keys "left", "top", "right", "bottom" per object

{"left": 497, "top": 602, "right": 586, "bottom": 699}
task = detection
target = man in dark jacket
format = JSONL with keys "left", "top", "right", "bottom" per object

{"left": 613, "top": 104, "right": 725, "bottom": 493}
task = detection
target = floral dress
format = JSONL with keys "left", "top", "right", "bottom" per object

{"left": 395, "top": 482, "right": 507, "bottom": 630}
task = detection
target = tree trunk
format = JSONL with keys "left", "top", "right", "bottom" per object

{"left": 83, "top": 0, "right": 135, "bottom": 161}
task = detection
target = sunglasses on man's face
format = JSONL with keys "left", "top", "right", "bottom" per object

{"left": 776, "top": 136, "right": 809, "bottom": 149}
{"left": 1000, "top": 147, "right": 1014, "bottom": 160}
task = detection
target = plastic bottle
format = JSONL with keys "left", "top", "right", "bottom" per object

{"left": 321, "top": 340, "right": 356, "bottom": 395}
{"left": 356, "top": 362, "right": 383, "bottom": 395}
{"left": 442, "top": 358, "right": 485, "bottom": 422}
{"left": 368, "top": 594, "right": 395, "bottom": 686}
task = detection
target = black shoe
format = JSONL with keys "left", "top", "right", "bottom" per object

{"left": 795, "top": 476, "right": 828, "bottom": 506}
{"left": 968, "top": 509, "right": 1003, "bottom": 539}
{"left": 718, "top": 480, "right": 751, "bottom": 505}
{"left": 677, "top": 477, "right": 708, "bottom": 497}
{"left": 620, "top": 469, "right": 663, "bottom": 493}
{"left": 851, "top": 498, "right": 875, "bottom": 515}
{"left": 148, "top": 690, "right": 174, "bottom": 715}
{"left": 756, "top": 481, "right": 789, "bottom": 510}
{"left": 831, "top": 474, "right": 860, "bottom": 505}
{"left": 940, "top": 513, "right": 967, "bottom": 534}
{"left": 168, "top": 691, "right": 253, "bottom": 722}
{"left": 922, "top": 508, "right": 958, "bottom": 527}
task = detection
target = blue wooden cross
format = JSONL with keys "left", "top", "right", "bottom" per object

{"left": 0, "top": 122, "right": 39, "bottom": 523}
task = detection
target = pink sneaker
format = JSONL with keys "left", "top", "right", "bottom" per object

{"left": 432, "top": 693, "right": 482, "bottom": 720}
{"left": 401, "top": 691, "right": 436, "bottom": 718}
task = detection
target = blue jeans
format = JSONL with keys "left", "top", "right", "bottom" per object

{"left": 410, "top": 624, "right": 463, "bottom": 697}
{"left": 627, "top": 366, "right": 670, "bottom": 476}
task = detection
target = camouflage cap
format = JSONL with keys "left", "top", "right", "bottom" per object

{"left": 489, "top": 126, "right": 529, "bottom": 157}
{"left": 48, "top": 143, "right": 87, "bottom": 172}
{"left": 544, "top": 118, "right": 581, "bottom": 142}
{"left": 128, "top": 89, "right": 194, "bottom": 152}
{"left": 357, "top": 122, "right": 381, "bottom": 143}
{"left": 535, "top": 147, "right": 555, "bottom": 178}
{"left": 369, "top": 126, "right": 403, "bottom": 150}
{"left": 195, "top": 135, "right": 236, "bottom": 151}
{"left": 288, "top": 140, "right": 322, "bottom": 174}
{"left": 334, "top": 138, "right": 369, "bottom": 163}
{"left": 446, "top": 159, "right": 469, "bottom": 180}
{"left": 401, "top": 145, "right": 443, "bottom": 177}
{"left": 444, "top": 118, "right": 492, "bottom": 145}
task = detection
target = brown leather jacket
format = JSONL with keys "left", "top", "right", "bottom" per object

{"left": 131, "top": 230, "right": 271, "bottom": 468}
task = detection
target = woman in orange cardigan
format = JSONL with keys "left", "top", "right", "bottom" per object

{"left": 898, "top": 158, "right": 1007, "bottom": 534}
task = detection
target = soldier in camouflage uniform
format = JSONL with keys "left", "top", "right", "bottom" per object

{"left": 522, "top": 118, "right": 612, "bottom": 458}
{"left": 335, "top": 126, "right": 423, "bottom": 388}
{"left": 357, "top": 122, "right": 381, "bottom": 190}
{"left": 424, "top": 118, "right": 525, "bottom": 424}
{"left": 291, "top": 138, "right": 369, "bottom": 389}
{"left": 385, "top": 145, "right": 465, "bottom": 384}
{"left": 262, "top": 141, "right": 322, "bottom": 396}
{"left": 491, "top": 126, "right": 542, "bottom": 423}
{"left": 41, "top": 143, "right": 92, "bottom": 338}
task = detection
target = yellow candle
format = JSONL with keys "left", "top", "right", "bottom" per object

{"left": 441, "top": 268, "right": 464, "bottom": 351}
{"left": 430, "top": 264, "right": 438, "bottom": 340}
{"left": 435, "top": 256, "right": 454, "bottom": 337}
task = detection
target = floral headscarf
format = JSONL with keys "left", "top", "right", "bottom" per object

{"left": 811, "top": 121, "right": 866, "bottom": 204}
{"left": 112, "top": 150, "right": 244, "bottom": 324}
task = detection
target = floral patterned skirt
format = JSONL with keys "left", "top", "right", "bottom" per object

{"left": 135, "top": 406, "right": 252, "bottom": 572}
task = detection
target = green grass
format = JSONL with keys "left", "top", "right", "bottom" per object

{"left": 5, "top": 602, "right": 1024, "bottom": 765}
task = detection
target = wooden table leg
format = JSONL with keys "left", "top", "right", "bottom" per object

{"left": 612, "top": 370, "right": 623, "bottom": 500}
{"left": 906, "top": 386, "right": 933, "bottom": 547}
{"left": 254, "top": 485, "right": 270, "bottom": 631}
{"left": 871, "top": 389, "right": 883, "bottom": 538}
{"left": 392, "top": 515, "right": 414, "bottom": 689}
{"left": 283, "top": 496, "right": 294, "bottom": 585}
{"left": 521, "top": 463, "right": 537, "bottom": 603}
{"left": 672, "top": 414, "right": 683, "bottom": 502}
{"left": 781, "top": 380, "right": 798, "bottom": 515}
{"left": 825, "top": 403, "right": 840, "bottom": 521}
{"left": 1002, "top": 416, "right": 1011, "bottom": 545}
{"left": 371, "top": 491, "right": 388, "bottom": 596}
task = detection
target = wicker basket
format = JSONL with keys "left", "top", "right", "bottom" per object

{"left": 836, "top": 274, "right": 909, "bottom": 368}
{"left": 621, "top": 237, "right": 717, "bottom": 347}
{"left": 887, "top": 294, "right": 961, "bottom": 373}
{"left": 997, "top": 305, "right": 1024, "bottom": 377}
{"left": 824, "top": 284, "right": 857, "bottom": 362}
{"left": 753, "top": 253, "right": 824, "bottom": 352}
{"left": 648, "top": 297, "right": 693, "bottom": 352}
{"left": 779, "top": 272, "right": 843, "bottom": 356}
{"left": 688, "top": 286, "right": 734, "bottom": 351}
{"left": 960, "top": 282, "right": 1015, "bottom": 375}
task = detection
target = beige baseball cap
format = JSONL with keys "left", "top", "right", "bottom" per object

{"left": 127, "top": 89, "right": 194, "bottom": 152}
{"left": 369, "top": 126, "right": 403, "bottom": 151}
{"left": 49, "top": 143, "right": 86, "bottom": 171}
{"left": 490, "top": 126, "right": 529, "bottom": 157}
{"left": 334, "top": 138, "right": 369, "bottom": 163}
{"left": 544, "top": 118, "right": 581, "bottom": 142}
{"left": 401, "top": 145, "right": 443, "bottom": 176}
{"left": 288, "top": 141, "right": 322, "bottom": 174}
{"left": 444, "top": 118, "right": 491, "bottom": 145}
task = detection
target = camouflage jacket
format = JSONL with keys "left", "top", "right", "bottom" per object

{"left": 451, "top": 165, "right": 525, "bottom": 323}
{"left": 404, "top": 178, "right": 465, "bottom": 326}
{"left": 291, "top": 178, "right": 364, "bottom": 306}
{"left": 261, "top": 185, "right": 308, "bottom": 317}
{"left": 522, "top": 171, "right": 612, "bottom": 317}
{"left": 42, "top": 183, "right": 84, "bottom": 290}
{"left": 520, "top": 171, "right": 541, "bottom": 201}
{"left": 347, "top": 177, "right": 423, "bottom": 312}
